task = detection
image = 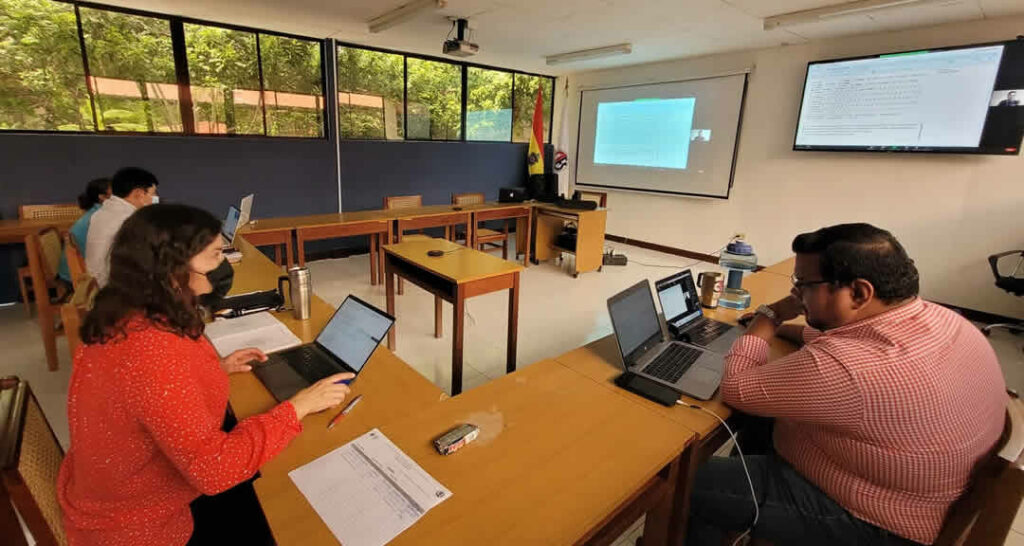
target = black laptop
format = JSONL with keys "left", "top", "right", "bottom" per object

{"left": 252, "top": 295, "right": 394, "bottom": 401}
{"left": 655, "top": 270, "right": 741, "bottom": 354}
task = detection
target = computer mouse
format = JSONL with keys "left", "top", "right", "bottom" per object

{"left": 427, "top": 250, "right": 445, "bottom": 257}
{"left": 452, "top": 206, "right": 463, "bottom": 211}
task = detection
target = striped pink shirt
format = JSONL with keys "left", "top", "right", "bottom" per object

{"left": 722, "top": 298, "right": 1006, "bottom": 544}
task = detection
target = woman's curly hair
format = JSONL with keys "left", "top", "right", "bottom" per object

{"left": 81, "top": 203, "right": 221, "bottom": 344}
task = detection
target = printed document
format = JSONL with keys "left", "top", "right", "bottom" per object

{"left": 289, "top": 428, "right": 452, "bottom": 546}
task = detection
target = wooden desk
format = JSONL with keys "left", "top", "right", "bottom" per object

{"left": 376, "top": 359, "right": 696, "bottom": 546}
{"left": 394, "top": 208, "right": 471, "bottom": 243}
{"left": 762, "top": 256, "right": 796, "bottom": 277}
{"left": 532, "top": 204, "right": 607, "bottom": 277}
{"left": 0, "top": 218, "right": 75, "bottom": 244}
{"left": 456, "top": 202, "right": 533, "bottom": 266}
{"left": 289, "top": 212, "right": 393, "bottom": 285}
{"left": 226, "top": 236, "right": 446, "bottom": 545}
{"left": 551, "top": 261, "right": 800, "bottom": 542}
{"left": 237, "top": 220, "right": 295, "bottom": 270}
{"left": 385, "top": 238, "right": 523, "bottom": 395}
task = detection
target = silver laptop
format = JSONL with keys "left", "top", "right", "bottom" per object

{"left": 221, "top": 194, "right": 254, "bottom": 249}
{"left": 253, "top": 295, "right": 395, "bottom": 401}
{"left": 655, "top": 270, "right": 741, "bottom": 354}
{"left": 607, "top": 280, "right": 723, "bottom": 401}
{"left": 237, "top": 193, "right": 254, "bottom": 227}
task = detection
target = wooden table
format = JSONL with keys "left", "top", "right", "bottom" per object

{"left": 455, "top": 202, "right": 533, "bottom": 266}
{"left": 551, "top": 259, "right": 800, "bottom": 542}
{"left": 532, "top": 204, "right": 607, "bottom": 277}
{"left": 237, "top": 220, "right": 296, "bottom": 270}
{"left": 289, "top": 212, "right": 393, "bottom": 284}
{"left": 0, "top": 218, "right": 76, "bottom": 244}
{"left": 384, "top": 238, "right": 523, "bottom": 395}
{"left": 226, "top": 235, "right": 447, "bottom": 545}
{"left": 377, "top": 359, "right": 696, "bottom": 546}
{"left": 762, "top": 256, "right": 796, "bottom": 277}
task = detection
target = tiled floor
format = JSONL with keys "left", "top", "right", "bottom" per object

{"left": 4, "top": 240, "right": 1022, "bottom": 545}
{"left": 306, "top": 239, "right": 717, "bottom": 396}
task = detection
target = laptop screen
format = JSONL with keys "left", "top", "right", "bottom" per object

{"left": 222, "top": 206, "right": 241, "bottom": 243}
{"left": 316, "top": 296, "right": 395, "bottom": 373}
{"left": 656, "top": 270, "right": 702, "bottom": 326}
{"left": 607, "top": 280, "right": 663, "bottom": 364}
{"left": 238, "top": 194, "right": 254, "bottom": 226}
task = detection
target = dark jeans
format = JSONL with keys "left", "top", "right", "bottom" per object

{"left": 186, "top": 407, "right": 275, "bottom": 546}
{"left": 686, "top": 418, "right": 920, "bottom": 546}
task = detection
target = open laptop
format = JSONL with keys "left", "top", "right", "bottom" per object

{"left": 655, "top": 270, "right": 741, "bottom": 354}
{"left": 253, "top": 295, "right": 395, "bottom": 402}
{"left": 221, "top": 194, "right": 254, "bottom": 249}
{"left": 607, "top": 280, "right": 724, "bottom": 401}
{"left": 221, "top": 205, "right": 242, "bottom": 248}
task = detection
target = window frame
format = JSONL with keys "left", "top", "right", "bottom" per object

{"left": 334, "top": 40, "right": 555, "bottom": 144}
{"left": 0, "top": 0, "right": 329, "bottom": 139}
{"left": 0, "top": 1, "right": 554, "bottom": 142}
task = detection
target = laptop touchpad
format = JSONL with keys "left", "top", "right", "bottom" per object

{"left": 688, "top": 367, "right": 720, "bottom": 385}
{"left": 254, "top": 360, "right": 307, "bottom": 402}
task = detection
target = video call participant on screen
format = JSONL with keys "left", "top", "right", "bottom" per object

{"left": 998, "top": 90, "right": 1019, "bottom": 106}
{"left": 85, "top": 167, "right": 160, "bottom": 286}
{"left": 686, "top": 223, "right": 1007, "bottom": 546}
{"left": 59, "top": 204, "right": 355, "bottom": 546}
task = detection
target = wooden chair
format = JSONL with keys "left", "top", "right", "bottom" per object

{"left": 60, "top": 276, "right": 98, "bottom": 358}
{"left": 25, "top": 228, "right": 67, "bottom": 371}
{"left": 0, "top": 377, "right": 67, "bottom": 546}
{"left": 933, "top": 395, "right": 1024, "bottom": 546}
{"left": 17, "top": 205, "right": 79, "bottom": 318}
{"left": 384, "top": 195, "right": 430, "bottom": 295}
{"left": 576, "top": 190, "right": 608, "bottom": 208}
{"left": 63, "top": 235, "right": 87, "bottom": 285}
{"left": 384, "top": 195, "right": 433, "bottom": 240}
{"left": 18, "top": 203, "right": 81, "bottom": 222}
{"left": 453, "top": 192, "right": 510, "bottom": 260}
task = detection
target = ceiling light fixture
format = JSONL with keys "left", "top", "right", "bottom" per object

{"left": 763, "top": 0, "right": 949, "bottom": 30}
{"left": 368, "top": 0, "right": 447, "bottom": 34}
{"left": 545, "top": 43, "right": 632, "bottom": 66}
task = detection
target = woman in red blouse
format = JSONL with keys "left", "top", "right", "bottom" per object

{"left": 58, "top": 204, "right": 354, "bottom": 546}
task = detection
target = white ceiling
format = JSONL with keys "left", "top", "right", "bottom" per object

{"left": 94, "top": 0, "right": 1024, "bottom": 75}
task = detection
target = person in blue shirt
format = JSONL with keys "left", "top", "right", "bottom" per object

{"left": 58, "top": 178, "right": 111, "bottom": 283}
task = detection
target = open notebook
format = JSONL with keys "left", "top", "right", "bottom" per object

{"left": 204, "top": 312, "right": 301, "bottom": 358}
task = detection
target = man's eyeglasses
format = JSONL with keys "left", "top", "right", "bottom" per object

{"left": 791, "top": 275, "right": 831, "bottom": 290}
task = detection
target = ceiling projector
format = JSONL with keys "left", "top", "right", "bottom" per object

{"left": 443, "top": 18, "right": 478, "bottom": 57}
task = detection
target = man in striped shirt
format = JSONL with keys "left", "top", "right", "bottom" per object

{"left": 686, "top": 224, "right": 1007, "bottom": 545}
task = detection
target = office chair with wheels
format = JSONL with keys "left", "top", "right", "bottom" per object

{"left": 982, "top": 250, "right": 1023, "bottom": 336}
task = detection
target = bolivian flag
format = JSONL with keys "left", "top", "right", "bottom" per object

{"left": 527, "top": 87, "right": 545, "bottom": 176}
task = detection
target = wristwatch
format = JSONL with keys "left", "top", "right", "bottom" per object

{"left": 754, "top": 304, "right": 782, "bottom": 327}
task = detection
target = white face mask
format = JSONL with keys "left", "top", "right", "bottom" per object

{"left": 150, "top": 195, "right": 159, "bottom": 205}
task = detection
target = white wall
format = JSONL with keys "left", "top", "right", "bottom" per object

{"left": 562, "top": 16, "right": 1024, "bottom": 319}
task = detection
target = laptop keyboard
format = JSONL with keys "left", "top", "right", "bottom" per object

{"left": 686, "top": 319, "right": 732, "bottom": 346}
{"left": 642, "top": 344, "right": 702, "bottom": 384}
{"left": 278, "top": 346, "right": 338, "bottom": 384}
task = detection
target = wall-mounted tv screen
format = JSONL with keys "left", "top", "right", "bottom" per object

{"left": 794, "top": 39, "right": 1023, "bottom": 154}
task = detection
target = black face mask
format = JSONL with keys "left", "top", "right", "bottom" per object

{"left": 198, "top": 259, "right": 234, "bottom": 307}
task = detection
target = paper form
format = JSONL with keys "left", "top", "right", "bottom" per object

{"left": 289, "top": 428, "right": 452, "bottom": 546}
{"left": 203, "top": 312, "right": 301, "bottom": 357}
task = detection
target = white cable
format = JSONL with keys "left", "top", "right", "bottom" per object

{"left": 679, "top": 401, "right": 759, "bottom": 546}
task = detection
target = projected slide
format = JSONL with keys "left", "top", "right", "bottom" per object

{"left": 795, "top": 46, "right": 1005, "bottom": 148}
{"left": 593, "top": 98, "right": 696, "bottom": 169}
